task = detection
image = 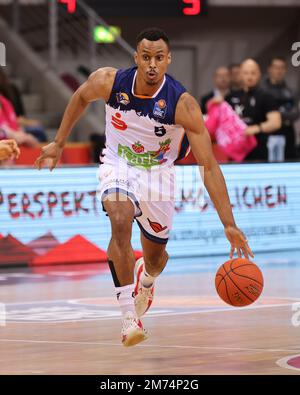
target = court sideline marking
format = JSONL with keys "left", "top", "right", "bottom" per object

{"left": 2, "top": 299, "right": 299, "bottom": 324}
{"left": 0, "top": 338, "right": 300, "bottom": 354}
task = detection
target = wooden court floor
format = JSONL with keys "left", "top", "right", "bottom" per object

{"left": 0, "top": 253, "right": 300, "bottom": 375}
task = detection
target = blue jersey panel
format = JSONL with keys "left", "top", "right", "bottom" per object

{"left": 107, "top": 67, "right": 186, "bottom": 125}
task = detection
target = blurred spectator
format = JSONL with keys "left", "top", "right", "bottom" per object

{"left": 205, "top": 99, "right": 257, "bottom": 162}
{"left": 226, "top": 59, "right": 281, "bottom": 161}
{"left": 200, "top": 66, "right": 230, "bottom": 114}
{"left": 261, "top": 57, "right": 299, "bottom": 161}
{"left": 229, "top": 63, "right": 243, "bottom": 91}
{"left": 0, "top": 94, "right": 39, "bottom": 147}
{"left": 0, "top": 68, "right": 47, "bottom": 142}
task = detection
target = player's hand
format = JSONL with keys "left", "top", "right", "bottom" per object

{"left": 224, "top": 225, "right": 254, "bottom": 260}
{"left": 35, "top": 141, "right": 63, "bottom": 171}
{"left": 0, "top": 139, "right": 20, "bottom": 160}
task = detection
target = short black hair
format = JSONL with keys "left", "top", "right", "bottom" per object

{"left": 136, "top": 27, "right": 170, "bottom": 49}
{"left": 228, "top": 63, "right": 241, "bottom": 70}
{"left": 268, "top": 56, "right": 287, "bottom": 66}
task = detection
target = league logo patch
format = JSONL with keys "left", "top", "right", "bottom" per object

{"left": 116, "top": 92, "right": 130, "bottom": 106}
{"left": 153, "top": 99, "right": 167, "bottom": 119}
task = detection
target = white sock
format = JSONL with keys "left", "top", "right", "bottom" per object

{"left": 140, "top": 269, "right": 156, "bottom": 288}
{"left": 115, "top": 284, "right": 136, "bottom": 318}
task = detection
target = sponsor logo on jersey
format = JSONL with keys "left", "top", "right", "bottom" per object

{"left": 147, "top": 218, "right": 168, "bottom": 233}
{"left": 118, "top": 138, "right": 171, "bottom": 169}
{"left": 154, "top": 126, "right": 167, "bottom": 137}
{"left": 111, "top": 113, "right": 127, "bottom": 131}
{"left": 116, "top": 92, "right": 130, "bottom": 106}
{"left": 153, "top": 99, "right": 167, "bottom": 119}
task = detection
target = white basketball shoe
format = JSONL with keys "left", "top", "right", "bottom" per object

{"left": 134, "top": 257, "right": 155, "bottom": 318}
{"left": 121, "top": 311, "right": 147, "bottom": 347}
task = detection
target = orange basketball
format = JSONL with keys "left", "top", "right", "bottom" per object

{"left": 215, "top": 258, "right": 264, "bottom": 307}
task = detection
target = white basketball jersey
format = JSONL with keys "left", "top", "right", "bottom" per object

{"left": 102, "top": 67, "right": 190, "bottom": 170}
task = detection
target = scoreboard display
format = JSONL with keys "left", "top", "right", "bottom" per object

{"left": 85, "top": 0, "right": 207, "bottom": 17}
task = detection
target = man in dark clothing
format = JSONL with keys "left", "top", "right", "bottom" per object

{"left": 200, "top": 66, "right": 230, "bottom": 114}
{"left": 226, "top": 59, "right": 281, "bottom": 161}
{"left": 261, "top": 57, "right": 299, "bottom": 161}
{"left": 229, "top": 63, "right": 243, "bottom": 92}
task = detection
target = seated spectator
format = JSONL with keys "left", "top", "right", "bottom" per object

{"left": 229, "top": 63, "right": 243, "bottom": 92}
{"left": 0, "top": 139, "right": 20, "bottom": 161}
{"left": 261, "top": 57, "right": 299, "bottom": 161}
{"left": 226, "top": 59, "right": 281, "bottom": 161}
{"left": 200, "top": 66, "right": 231, "bottom": 114}
{"left": 0, "top": 68, "right": 47, "bottom": 142}
{"left": 0, "top": 94, "right": 39, "bottom": 147}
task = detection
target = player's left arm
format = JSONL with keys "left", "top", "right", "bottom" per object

{"left": 175, "top": 92, "right": 254, "bottom": 259}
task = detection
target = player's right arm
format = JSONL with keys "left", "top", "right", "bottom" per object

{"left": 176, "top": 92, "right": 253, "bottom": 259}
{"left": 35, "top": 67, "right": 117, "bottom": 171}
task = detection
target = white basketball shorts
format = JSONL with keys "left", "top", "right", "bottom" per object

{"left": 97, "top": 161, "right": 176, "bottom": 244}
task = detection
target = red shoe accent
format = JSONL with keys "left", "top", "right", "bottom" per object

{"left": 134, "top": 258, "right": 154, "bottom": 317}
{"left": 134, "top": 261, "right": 144, "bottom": 296}
{"left": 137, "top": 319, "right": 143, "bottom": 329}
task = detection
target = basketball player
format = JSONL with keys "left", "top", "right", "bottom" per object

{"left": 0, "top": 139, "right": 19, "bottom": 160}
{"left": 35, "top": 28, "right": 253, "bottom": 347}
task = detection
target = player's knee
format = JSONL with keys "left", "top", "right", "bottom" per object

{"left": 110, "top": 213, "right": 132, "bottom": 244}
